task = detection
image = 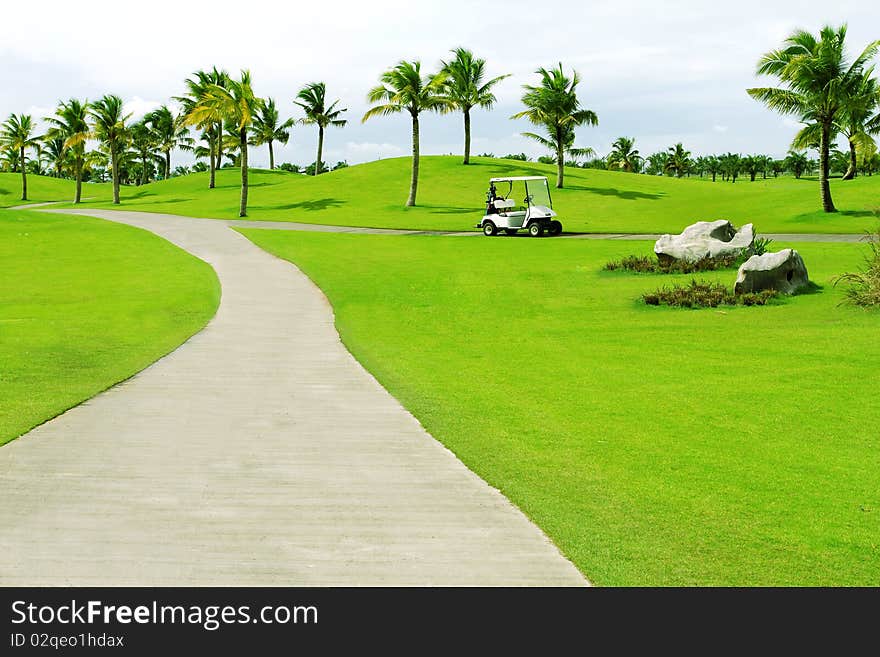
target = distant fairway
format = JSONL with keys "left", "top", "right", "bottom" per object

{"left": 7, "top": 156, "right": 878, "bottom": 234}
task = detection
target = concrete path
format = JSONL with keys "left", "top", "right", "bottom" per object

{"left": 224, "top": 218, "right": 867, "bottom": 242}
{"left": 0, "top": 208, "right": 586, "bottom": 586}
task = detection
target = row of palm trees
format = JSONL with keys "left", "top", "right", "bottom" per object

{"left": 1, "top": 48, "right": 594, "bottom": 211}
{"left": 602, "top": 137, "right": 879, "bottom": 180}
{"left": 0, "top": 70, "right": 350, "bottom": 214}
{"left": 3, "top": 27, "right": 877, "bottom": 213}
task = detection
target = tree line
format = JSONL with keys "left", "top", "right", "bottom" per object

{"left": 1, "top": 25, "right": 878, "bottom": 214}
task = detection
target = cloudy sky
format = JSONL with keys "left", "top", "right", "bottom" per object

{"left": 1, "top": 0, "right": 877, "bottom": 168}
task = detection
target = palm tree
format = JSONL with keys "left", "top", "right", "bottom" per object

{"left": 42, "top": 135, "right": 67, "bottom": 178}
{"left": 606, "top": 137, "right": 641, "bottom": 172}
{"left": 144, "top": 105, "right": 192, "bottom": 180}
{"left": 177, "top": 68, "right": 230, "bottom": 188}
{"left": 129, "top": 121, "right": 159, "bottom": 186}
{"left": 720, "top": 152, "right": 742, "bottom": 182}
{"left": 837, "top": 71, "right": 880, "bottom": 179}
{"left": 1, "top": 114, "right": 40, "bottom": 200}
{"left": 363, "top": 61, "right": 450, "bottom": 206}
{"left": 440, "top": 48, "right": 509, "bottom": 165}
{"left": 741, "top": 154, "right": 762, "bottom": 182}
{"left": 186, "top": 70, "right": 262, "bottom": 217}
{"left": 295, "top": 82, "right": 348, "bottom": 176}
{"left": 645, "top": 151, "right": 668, "bottom": 176}
{"left": 748, "top": 25, "right": 880, "bottom": 212}
{"left": 512, "top": 63, "right": 598, "bottom": 188}
{"left": 250, "top": 98, "right": 294, "bottom": 170}
{"left": 664, "top": 143, "right": 691, "bottom": 178}
{"left": 88, "top": 95, "right": 130, "bottom": 204}
{"left": 46, "top": 99, "right": 90, "bottom": 203}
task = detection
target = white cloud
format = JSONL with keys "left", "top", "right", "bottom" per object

{"left": 713, "top": 125, "right": 729, "bottom": 133}
{"left": 2, "top": 0, "right": 877, "bottom": 165}
{"left": 123, "top": 97, "right": 162, "bottom": 122}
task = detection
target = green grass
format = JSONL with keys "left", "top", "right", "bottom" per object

{"left": 239, "top": 228, "right": 880, "bottom": 586}
{"left": 0, "top": 209, "right": 220, "bottom": 446}
{"left": 34, "top": 156, "right": 880, "bottom": 234}
{"left": 0, "top": 173, "right": 94, "bottom": 207}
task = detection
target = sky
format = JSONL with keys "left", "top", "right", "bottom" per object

{"left": 1, "top": 0, "right": 878, "bottom": 168}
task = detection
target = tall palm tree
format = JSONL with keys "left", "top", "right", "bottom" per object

{"left": 664, "top": 143, "right": 692, "bottom": 178}
{"left": 250, "top": 98, "right": 294, "bottom": 170}
{"left": 186, "top": 70, "right": 262, "bottom": 217}
{"left": 144, "top": 105, "right": 192, "bottom": 180}
{"left": 1, "top": 114, "right": 40, "bottom": 200}
{"left": 837, "top": 71, "right": 880, "bottom": 180}
{"left": 512, "top": 63, "right": 598, "bottom": 188}
{"left": 748, "top": 25, "right": 879, "bottom": 212}
{"left": 606, "top": 136, "right": 641, "bottom": 172}
{"left": 46, "top": 99, "right": 90, "bottom": 203}
{"left": 440, "top": 48, "right": 509, "bottom": 165}
{"left": 363, "top": 61, "right": 450, "bottom": 206}
{"left": 177, "top": 68, "right": 230, "bottom": 188}
{"left": 295, "top": 82, "right": 348, "bottom": 176}
{"left": 89, "top": 95, "right": 130, "bottom": 204}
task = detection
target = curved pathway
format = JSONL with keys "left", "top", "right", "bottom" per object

{"left": 0, "top": 209, "right": 586, "bottom": 586}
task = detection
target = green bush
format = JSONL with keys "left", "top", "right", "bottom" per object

{"left": 833, "top": 227, "right": 880, "bottom": 307}
{"left": 604, "top": 254, "right": 740, "bottom": 274}
{"left": 643, "top": 279, "right": 778, "bottom": 308}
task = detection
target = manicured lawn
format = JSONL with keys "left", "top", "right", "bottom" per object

{"left": 0, "top": 173, "right": 101, "bottom": 208}
{"left": 41, "top": 156, "right": 880, "bottom": 235}
{"left": 240, "top": 228, "right": 880, "bottom": 586}
{"left": 0, "top": 209, "right": 219, "bottom": 446}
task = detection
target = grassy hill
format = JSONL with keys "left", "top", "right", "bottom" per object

{"left": 0, "top": 173, "right": 99, "bottom": 207}
{"left": 9, "top": 156, "right": 878, "bottom": 234}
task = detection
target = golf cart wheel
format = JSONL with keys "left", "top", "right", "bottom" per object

{"left": 482, "top": 221, "right": 497, "bottom": 236}
{"left": 528, "top": 222, "right": 544, "bottom": 237}
{"left": 504, "top": 228, "right": 518, "bottom": 236}
{"left": 549, "top": 220, "right": 562, "bottom": 236}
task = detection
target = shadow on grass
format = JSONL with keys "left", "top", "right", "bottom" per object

{"left": 263, "top": 198, "right": 346, "bottom": 212}
{"left": 421, "top": 204, "right": 477, "bottom": 215}
{"left": 566, "top": 185, "right": 664, "bottom": 201}
{"left": 0, "top": 189, "right": 10, "bottom": 196}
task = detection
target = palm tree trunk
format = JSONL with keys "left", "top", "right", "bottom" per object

{"left": 165, "top": 151, "right": 171, "bottom": 180}
{"left": 842, "top": 137, "right": 857, "bottom": 181}
{"left": 463, "top": 109, "right": 471, "bottom": 165}
{"left": 819, "top": 121, "right": 836, "bottom": 212}
{"left": 407, "top": 113, "right": 420, "bottom": 207}
{"left": 209, "top": 130, "right": 217, "bottom": 189}
{"left": 239, "top": 128, "right": 249, "bottom": 217}
{"left": 556, "top": 128, "right": 564, "bottom": 189}
{"left": 111, "top": 147, "right": 120, "bottom": 204}
{"left": 269, "top": 140, "right": 275, "bottom": 170}
{"left": 216, "top": 122, "right": 224, "bottom": 172}
{"left": 141, "top": 155, "right": 148, "bottom": 186}
{"left": 74, "top": 157, "right": 82, "bottom": 204}
{"left": 316, "top": 126, "right": 324, "bottom": 176}
{"left": 20, "top": 147, "right": 27, "bottom": 201}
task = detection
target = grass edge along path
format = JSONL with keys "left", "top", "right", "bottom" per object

{"left": 0, "top": 209, "right": 220, "bottom": 446}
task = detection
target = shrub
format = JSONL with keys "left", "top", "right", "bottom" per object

{"left": 833, "top": 227, "right": 880, "bottom": 307}
{"left": 642, "top": 279, "right": 778, "bottom": 308}
{"left": 604, "top": 254, "right": 740, "bottom": 274}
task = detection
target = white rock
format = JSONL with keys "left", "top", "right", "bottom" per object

{"left": 735, "top": 249, "right": 809, "bottom": 295}
{"left": 654, "top": 220, "right": 754, "bottom": 263}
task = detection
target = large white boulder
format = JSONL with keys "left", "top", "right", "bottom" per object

{"left": 735, "top": 249, "right": 809, "bottom": 295}
{"left": 654, "top": 220, "right": 755, "bottom": 263}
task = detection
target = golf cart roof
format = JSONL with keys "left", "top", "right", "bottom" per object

{"left": 489, "top": 176, "right": 548, "bottom": 183}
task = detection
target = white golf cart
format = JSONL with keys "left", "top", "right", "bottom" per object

{"left": 477, "top": 176, "right": 562, "bottom": 237}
